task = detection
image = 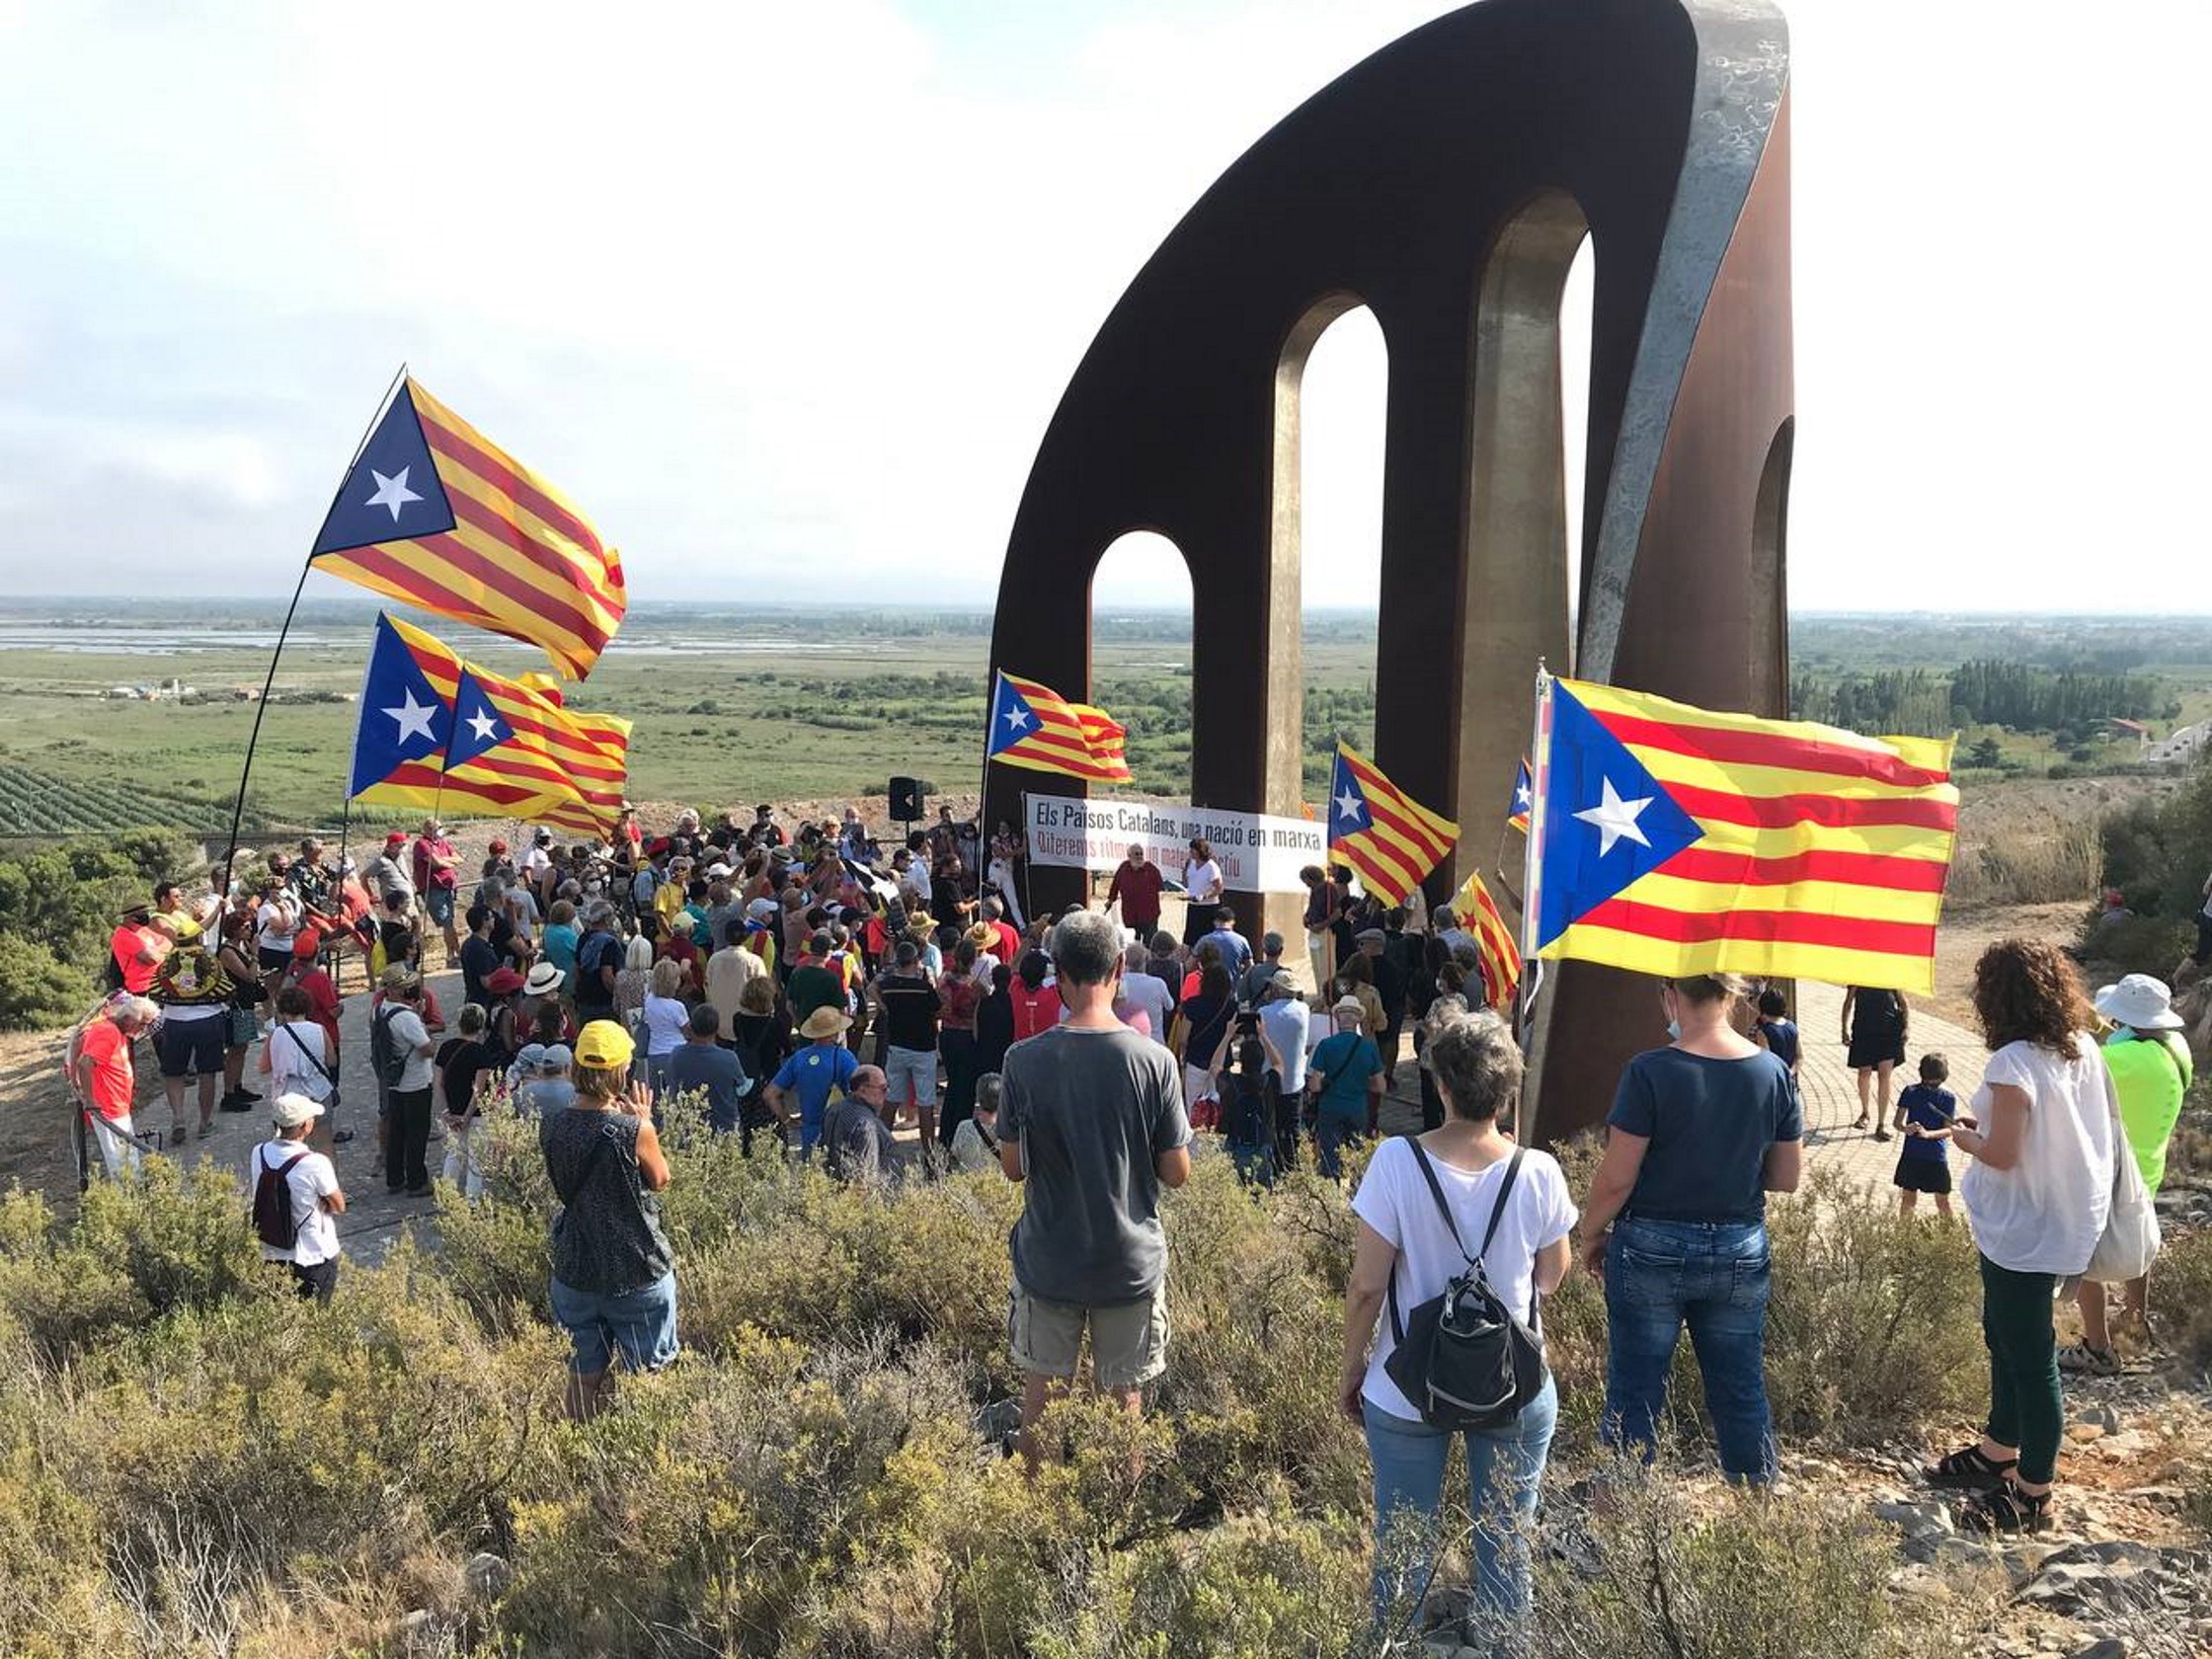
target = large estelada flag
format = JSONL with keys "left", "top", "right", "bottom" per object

{"left": 1448, "top": 867, "right": 1523, "bottom": 1006}
{"left": 1526, "top": 674, "right": 1957, "bottom": 992}
{"left": 311, "top": 379, "right": 624, "bottom": 679}
{"left": 1328, "top": 742, "right": 1459, "bottom": 907}
{"left": 350, "top": 614, "right": 630, "bottom": 835}
{"left": 987, "top": 671, "right": 1133, "bottom": 782}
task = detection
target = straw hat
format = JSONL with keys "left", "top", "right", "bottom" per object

{"left": 799, "top": 1006, "right": 851, "bottom": 1041}
{"left": 523, "top": 961, "right": 566, "bottom": 997}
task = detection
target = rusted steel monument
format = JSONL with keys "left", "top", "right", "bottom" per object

{"left": 985, "top": 0, "right": 1793, "bottom": 1140}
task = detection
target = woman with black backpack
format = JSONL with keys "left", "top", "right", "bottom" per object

{"left": 1337, "top": 1010, "right": 1576, "bottom": 1648}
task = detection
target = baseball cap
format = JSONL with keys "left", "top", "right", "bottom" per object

{"left": 384, "top": 830, "right": 407, "bottom": 847}
{"left": 379, "top": 964, "right": 420, "bottom": 994}
{"left": 271, "top": 1091, "right": 324, "bottom": 1129}
{"left": 573, "top": 1019, "right": 635, "bottom": 1069}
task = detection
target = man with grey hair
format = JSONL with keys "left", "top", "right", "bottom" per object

{"left": 1117, "top": 941, "right": 1175, "bottom": 1043}
{"left": 72, "top": 994, "right": 160, "bottom": 1178}
{"left": 999, "top": 909, "right": 1192, "bottom": 1462}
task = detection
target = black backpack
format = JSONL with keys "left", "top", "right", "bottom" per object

{"left": 252, "top": 1146, "right": 311, "bottom": 1249}
{"left": 1382, "top": 1141, "right": 1548, "bottom": 1430}
{"left": 369, "top": 1005, "right": 411, "bottom": 1090}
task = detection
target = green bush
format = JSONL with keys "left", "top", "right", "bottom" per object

{"left": 0, "top": 1124, "right": 2011, "bottom": 1658}
{"left": 0, "top": 931, "right": 94, "bottom": 1030}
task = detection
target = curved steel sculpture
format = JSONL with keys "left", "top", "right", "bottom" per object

{"left": 986, "top": 0, "right": 1793, "bottom": 1140}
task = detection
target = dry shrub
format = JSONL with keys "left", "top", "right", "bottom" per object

{"left": 1522, "top": 1461, "right": 1984, "bottom": 1659}
{"left": 2151, "top": 1224, "right": 2212, "bottom": 1374}
{"left": 1948, "top": 817, "right": 2099, "bottom": 908}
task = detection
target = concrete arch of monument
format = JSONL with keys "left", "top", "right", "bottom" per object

{"left": 986, "top": 0, "right": 1792, "bottom": 1142}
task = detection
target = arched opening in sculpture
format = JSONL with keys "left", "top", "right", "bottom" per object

{"left": 1276, "top": 298, "right": 1387, "bottom": 809}
{"left": 1090, "top": 529, "right": 1195, "bottom": 802}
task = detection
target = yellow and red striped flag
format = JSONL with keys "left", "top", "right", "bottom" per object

{"left": 311, "top": 378, "right": 625, "bottom": 678}
{"left": 1448, "top": 868, "right": 1523, "bottom": 1006}
{"left": 1327, "top": 742, "right": 1459, "bottom": 906}
{"left": 348, "top": 614, "right": 629, "bottom": 836}
{"left": 987, "top": 670, "right": 1134, "bottom": 783}
{"left": 1526, "top": 675, "right": 1957, "bottom": 991}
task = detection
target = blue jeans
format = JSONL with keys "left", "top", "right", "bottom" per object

{"left": 549, "top": 1272, "right": 679, "bottom": 1377}
{"left": 1364, "top": 1376, "right": 1557, "bottom": 1645}
{"left": 1602, "top": 1216, "right": 1776, "bottom": 1482}
{"left": 1315, "top": 1110, "right": 1366, "bottom": 1178}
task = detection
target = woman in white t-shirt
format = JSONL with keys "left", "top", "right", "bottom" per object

{"left": 640, "top": 959, "right": 691, "bottom": 1099}
{"left": 263, "top": 985, "right": 337, "bottom": 1139}
{"left": 1179, "top": 838, "right": 1224, "bottom": 948}
{"left": 1926, "top": 938, "right": 2116, "bottom": 1537}
{"left": 1339, "top": 1009, "right": 1576, "bottom": 1642}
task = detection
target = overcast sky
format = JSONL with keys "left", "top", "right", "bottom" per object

{"left": 2, "top": 0, "right": 2206, "bottom": 617}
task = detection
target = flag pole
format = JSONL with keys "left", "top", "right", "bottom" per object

{"left": 216, "top": 362, "right": 409, "bottom": 905}
{"left": 1516, "top": 662, "right": 1551, "bottom": 1047}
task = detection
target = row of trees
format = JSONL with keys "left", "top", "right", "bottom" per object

{"left": 1792, "top": 660, "right": 2173, "bottom": 739}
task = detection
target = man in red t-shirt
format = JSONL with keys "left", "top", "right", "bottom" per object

{"left": 72, "top": 996, "right": 156, "bottom": 1178}
{"left": 1106, "top": 844, "right": 1164, "bottom": 937}
{"left": 412, "top": 819, "right": 461, "bottom": 967}
{"left": 109, "top": 906, "right": 170, "bottom": 995}
{"left": 981, "top": 897, "right": 1022, "bottom": 967}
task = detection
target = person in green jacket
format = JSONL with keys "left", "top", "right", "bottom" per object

{"left": 2061, "top": 975, "right": 2193, "bottom": 1376}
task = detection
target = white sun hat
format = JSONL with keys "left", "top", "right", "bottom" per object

{"left": 2093, "top": 974, "right": 2184, "bottom": 1032}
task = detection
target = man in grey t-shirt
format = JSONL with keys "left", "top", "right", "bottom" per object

{"left": 999, "top": 909, "right": 1192, "bottom": 1462}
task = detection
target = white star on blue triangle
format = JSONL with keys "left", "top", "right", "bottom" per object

{"left": 1328, "top": 750, "right": 1372, "bottom": 839}
{"left": 350, "top": 614, "right": 453, "bottom": 797}
{"left": 447, "top": 670, "right": 514, "bottom": 768}
{"left": 311, "top": 383, "right": 458, "bottom": 556}
{"left": 1533, "top": 682, "right": 1704, "bottom": 951}
{"left": 987, "top": 674, "right": 1042, "bottom": 757}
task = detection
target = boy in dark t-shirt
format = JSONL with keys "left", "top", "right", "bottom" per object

{"left": 1892, "top": 1052, "right": 1956, "bottom": 1217}
{"left": 1751, "top": 988, "right": 1801, "bottom": 1078}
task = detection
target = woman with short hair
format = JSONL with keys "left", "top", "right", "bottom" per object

{"left": 1578, "top": 974, "right": 1801, "bottom": 1484}
{"left": 641, "top": 959, "right": 690, "bottom": 1099}
{"left": 541, "top": 1020, "right": 673, "bottom": 1420}
{"left": 1339, "top": 1011, "right": 1575, "bottom": 1643}
{"left": 1926, "top": 939, "right": 2117, "bottom": 1535}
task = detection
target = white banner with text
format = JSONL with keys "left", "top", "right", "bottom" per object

{"left": 1022, "top": 793, "right": 1325, "bottom": 895}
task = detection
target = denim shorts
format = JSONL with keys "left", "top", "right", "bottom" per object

{"left": 423, "top": 887, "right": 455, "bottom": 925}
{"left": 884, "top": 1045, "right": 938, "bottom": 1107}
{"left": 549, "top": 1272, "right": 679, "bottom": 1377}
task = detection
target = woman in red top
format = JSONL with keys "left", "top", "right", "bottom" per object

{"left": 1008, "top": 950, "right": 1063, "bottom": 1041}
{"left": 655, "top": 920, "right": 703, "bottom": 993}
{"left": 937, "top": 937, "right": 986, "bottom": 1136}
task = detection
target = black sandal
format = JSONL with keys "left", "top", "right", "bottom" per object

{"left": 1924, "top": 1444, "right": 2016, "bottom": 1490}
{"left": 1956, "top": 1480, "right": 2051, "bottom": 1536}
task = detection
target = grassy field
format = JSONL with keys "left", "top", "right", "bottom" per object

{"left": 0, "top": 609, "right": 1386, "bottom": 836}
{"left": 4, "top": 604, "right": 2209, "bottom": 839}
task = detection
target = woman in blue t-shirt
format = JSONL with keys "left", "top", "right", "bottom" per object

{"left": 1576, "top": 974, "right": 1802, "bottom": 1483}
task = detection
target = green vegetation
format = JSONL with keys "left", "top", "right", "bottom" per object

{"left": 0, "top": 1117, "right": 2002, "bottom": 1658}
{"left": 0, "top": 829, "right": 202, "bottom": 1029}
{"left": 2099, "top": 760, "right": 2212, "bottom": 920}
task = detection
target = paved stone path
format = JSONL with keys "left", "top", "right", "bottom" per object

{"left": 1791, "top": 980, "right": 1987, "bottom": 1199}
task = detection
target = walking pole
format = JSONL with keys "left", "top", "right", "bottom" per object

{"left": 216, "top": 362, "right": 409, "bottom": 904}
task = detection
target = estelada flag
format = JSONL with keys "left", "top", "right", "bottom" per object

{"left": 1526, "top": 675, "right": 1957, "bottom": 992}
{"left": 349, "top": 612, "right": 457, "bottom": 814}
{"left": 987, "top": 671, "right": 1134, "bottom": 783}
{"left": 349, "top": 614, "right": 630, "bottom": 835}
{"left": 311, "top": 378, "right": 624, "bottom": 678}
{"left": 445, "top": 662, "right": 631, "bottom": 838}
{"left": 1327, "top": 742, "right": 1458, "bottom": 907}
{"left": 1448, "top": 867, "right": 1523, "bottom": 1006}
{"left": 1507, "top": 757, "right": 1534, "bottom": 835}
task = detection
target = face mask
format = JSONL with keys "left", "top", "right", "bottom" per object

{"left": 1665, "top": 1018, "right": 1682, "bottom": 1042}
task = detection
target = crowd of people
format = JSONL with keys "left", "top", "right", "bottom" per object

{"left": 59, "top": 799, "right": 2197, "bottom": 1651}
